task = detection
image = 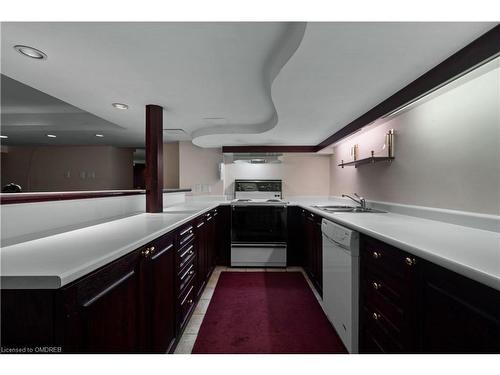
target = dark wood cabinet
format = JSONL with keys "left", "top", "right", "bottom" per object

{"left": 60, "top": 248, "right": 145, "bottom": 353}
{"left": 215, "top": 205, "right": 231, "bottom": 266}
{"left": 286, "top": 206, "right": 302, "bottom": 266}
{"left": 419, "top": 261, "right": 500, "bottom": 353}
{"left": 359, "top": 234, "right": 500, "bottom": 354}
{"left": 59, "top": 234, "right": 177, "bottom": 353}
{"left": 359, "top": 236, "right": 418, "bottom": 353}
{"left": 1, "top": 208, "right": 219, "bottom": 354}
{"left": 194, "top": 215, "right": 208, "bottom": 295}
{"left": 301, "top": 209, "right": 323, "bottom": 296}
{"left": 205, "top": 210, "right": 216, "bottom": 273}
{"left": 176, "top": 221, "right": 197, "bottom": 331}
{"left": 146, "top": 234, "right": 176, "bottom": 353}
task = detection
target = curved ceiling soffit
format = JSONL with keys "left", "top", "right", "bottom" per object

{"left": 191, "top": 22, "right": 307, "bottom": 147}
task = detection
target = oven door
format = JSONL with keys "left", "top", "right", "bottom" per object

{"left": 231, "top": 205, "right": 287, "bottom": 244}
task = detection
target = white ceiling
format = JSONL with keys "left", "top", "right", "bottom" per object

{"left": 1, "top": 22, "right": 495, "bottom": 148}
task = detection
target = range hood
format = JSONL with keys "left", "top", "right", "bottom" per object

{"left": 225, "top": 153, "right": 283, "bottom": 164}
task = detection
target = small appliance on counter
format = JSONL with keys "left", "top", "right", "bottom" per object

{"left": 230, "top": 179, "right": 287, "bottom": 267}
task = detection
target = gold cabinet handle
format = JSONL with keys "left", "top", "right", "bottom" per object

{"left": 372, "top": 312, "right": 381, "bottom": 321}
{"left": 372, "top": 251, "right": 382, "bottom": 259}
{"left": 405, "top": 257, "right": 417, "bottom": 266}
{"left": 372, "top": 281, "right": 382, "bottom": 290}
{"left": 141, "top": 248, "right": 150, "bottom": 258}
{"left": 188, "top": 299, "right": 193, "bottom": 305}
{"left": 149, "top": 246, "right": 155, "bottom": 255}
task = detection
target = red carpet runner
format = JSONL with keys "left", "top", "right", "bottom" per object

{"left": 192, "top": 272, "right": 347, "bottom": 354}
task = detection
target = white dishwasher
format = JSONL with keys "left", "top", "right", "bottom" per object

{"left": 321, "top": 218, "right": 359, "bottom": 354}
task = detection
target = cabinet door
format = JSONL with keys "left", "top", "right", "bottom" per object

{"left": 304, "top": 213, "right": 315, "bottom": 277}
{"left": 62, "top": 249, "right": 144, "bottom": 353}
{"left": 420, "top": 261, "right": 500, "bottom": 353}
{"left": 313, "top": 217, "right": 323, "bottom": 295}
{"left": 215, "top": 205, "right": 231, "bottom": 266}
{"left": 147, "top": 235, "right": 176, "bottom": 353}
{"left": 195, "top": 217, "right": 207, "bottom": 295}
{"left": 286, "top": 206, "right": 302, "bottom": 266}
{"left": 206, "top": 211, "right": 216, "bottom": 273}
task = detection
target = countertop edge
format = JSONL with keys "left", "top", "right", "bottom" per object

{"left": 297, "top": 204, "right": 500, "bottom": 292}
{"left": 1, "top": 202, "right": 220, "bottom": 289}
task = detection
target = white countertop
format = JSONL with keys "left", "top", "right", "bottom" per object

{"left": 292, "top": 200, "right": 500, "bottom": 291}
{"left": 1, "top": 198, "right": 499, "bottom": 291}
{"left": 0, "top": 201, "right": 223, "bottom": 289}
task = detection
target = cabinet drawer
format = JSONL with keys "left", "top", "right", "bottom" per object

{"left": 363, "top": 286, "right": 404, "bottom": 332}
{"left": 178, "top": 258, "right": 196, "bottom": 295}
{"left": 363, "top": 267, "right": 405, "bottom": 308}
{"left": 361, "top": 305, "right": 404, "bottom": 352}
{"left": 178, "top": 224, "right": 195, "bottom": 247}
{"left": 178, "top": 282, "right": 196, "bottom": 327}
{"left": 178, "top": 243, "right": 195, "bottom": 270}
{"left": 362, "top": 237, "right": 418, "bottom": 281}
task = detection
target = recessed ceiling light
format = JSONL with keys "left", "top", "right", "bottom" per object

{"left": 47, "top": 134, "right": 57, "bottom": 138}
{"left": 112, "top": 103, "right": 128, "bottom": 110}
{"left": 14, "top": 45, "right": 47, "bottom": 60}
{"left": 0, "top": 135, "right": 8, "bottom": 139}
{"left": 95, "top": 134, "right": 104, "bottom": 138}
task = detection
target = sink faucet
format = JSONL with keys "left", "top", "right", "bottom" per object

{"left": 342, "top": 193, "right": 366, "bottom": 209}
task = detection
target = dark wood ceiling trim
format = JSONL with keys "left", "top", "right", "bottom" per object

{"left": 315, "top": 24, "right": 500, "bottom": 151}
{"left": 222, "top": 145, "right": 317, "bottom": 153}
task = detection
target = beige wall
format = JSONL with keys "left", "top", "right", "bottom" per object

{"left": 1, "top": 145, "right": 134, "bottom": 192}
{"left": 163, "top": 142, "right": 180, "bottom": 189}
{"left": 178, "top": 141, "right": 224, "bottom": 195}
{"left": 224, "top": 154, "right": 331, "bottom": 198}
{"left": 330, "top": 61, "right": 500, "bottom": 215}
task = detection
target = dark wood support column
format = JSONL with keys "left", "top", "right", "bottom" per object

{"left": 145, "top": 104, "right": 163, "bottom": 213}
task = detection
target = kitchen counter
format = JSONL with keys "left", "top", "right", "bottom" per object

{"left": 0, "top": 200, "right": 224, "bottom": 289}
{"left": 1, "top": 197, "right": 499, "bottom": 291}
{"left": 291, "top": 199, "right": 500, "bottom": 292}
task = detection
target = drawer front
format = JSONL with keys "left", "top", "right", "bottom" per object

{"left": 362, "top": 237, "right": 418, "bottom": 281}
{"left": 178, "top": 243, "right": 195, "bottom": 270}
{"left": 361, "top": 307, "right": 404, "bottom": 353}
{"left": 363, "top": 266, "right": 405, "bottom": 308}
{"left": 364, "top": 286, "right": 404, "bottom": 333}
{"left": 178, "top": 281, "right": 196, "bottom": 328}
{"left": 178, "top": 257, "right": 196, "bottom": 294}
{"left": 361, "top": 305, "right": 404, "bottom": 352}
{"left": 178, "top": 224, "right": 195, "bottom": 248}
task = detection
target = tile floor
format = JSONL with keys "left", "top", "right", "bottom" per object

{"left": 174, "top": 266, "right": 322, "bottom": 354}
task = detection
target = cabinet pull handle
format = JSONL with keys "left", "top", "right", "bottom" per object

{"left": 180, "top": 226, "right": 193, "bottom": 236}
{"left": 372, "top": 251, "right": 382, "bottom": 259}
{"left": 372, "top": 281, "right": 382, "bottom": 290}
{"left": 405, "top": 257, "right": 417, "bottom": 266}
{"left": 180, "top": 286, "right": 194, "bottom": 306}
{"left": 148, "top": 246, "right": 155, "bottom": 255}
{"left": 141, "top": 248, "right": 151, "bottom": 258}
{"left": 180, "top": 264, "right": 194, "bottom": 280}
{"left": 180, "top": 245, "right": 194, "bottom": 259}
{"left": 196, "top": 221, "right": 205, "bottom": 228}
{"left": 372, "top": 312, "right": 381, "bottom": 321}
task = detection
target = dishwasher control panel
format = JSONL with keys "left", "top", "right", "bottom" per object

{"left": 321, "top": 219, "right": 359, "bottom": 251}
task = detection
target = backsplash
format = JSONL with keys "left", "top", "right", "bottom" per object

{"left": 330, "top": 60, "right": 500, "bottom": 216}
